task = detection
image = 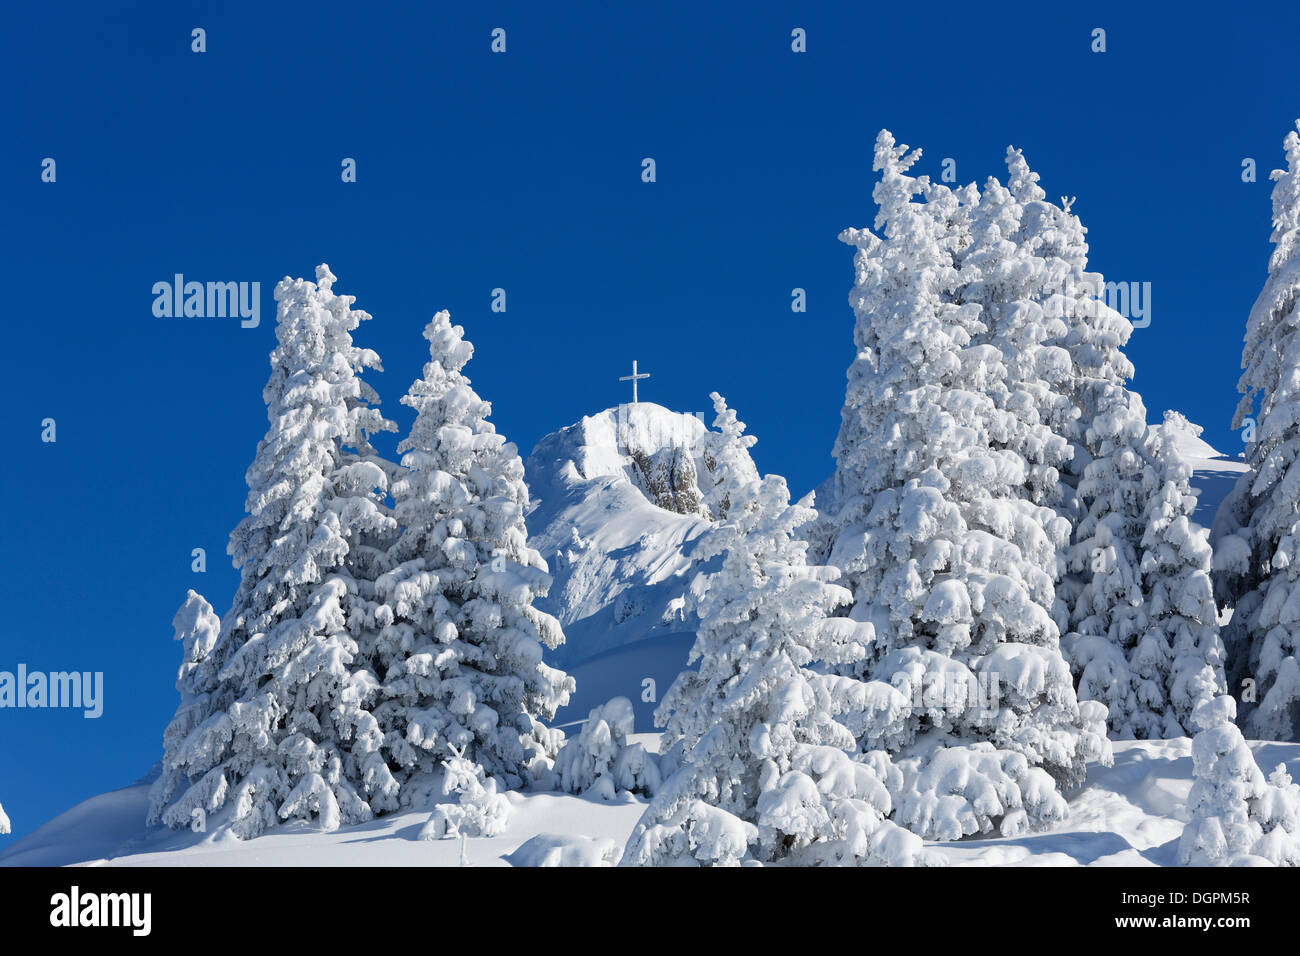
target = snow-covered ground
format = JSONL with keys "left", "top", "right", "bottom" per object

{"left": 0, "top": 739, "right": 659, "bottom": 868}
{"left": 4, "top": 733, "right": 1298, "bottom": 867}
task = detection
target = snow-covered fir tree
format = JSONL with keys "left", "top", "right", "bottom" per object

{"left": 823, "top": 131, "right": 1111, "bottom": 839}
{"left": 148, "top": 590, "right": 221, "bottom": 824}
{"left": 696, "top": 391, "right": 759, "bottom": 522}
{"left": 989, "top": 149, "right": 1225, "bottom": 739}
{"left": 417, "top": 745, "right": 513, "bottom": 840}
{"left": 997, "top": 149, "right": 1102, "bottom": 532}
{"left": 625, "top": 425, "right": 934, "bottom": 866}
{"left": 332, "top": 397, "right": 404, "bottom": 814}
{"left": 150, "top": 265, "right": 398, "bottom": 838}
{"left": 1179, "top": 696, "right": 1300, "bottom": 866}
{"left": 1125, "top": 416, "right": 1224, "bottom": 733}
{"left": 963, "top": 157, "right": 1078, "bottom": 513}
{"left": 373, "top": 310, "right": 572, "bottom": 801}
{"left": 553, "top": 696, "right": 662, "bottom": 799}
{"left": 1216, "top": 121, "right": 1300, "bottom": 741}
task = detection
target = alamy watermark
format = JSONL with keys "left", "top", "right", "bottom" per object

{"left": 1041, "top": 275, "right": 1152, "bottom": 329}
{"left": 911, "top": 670, "right": 1002, "bottom": 720}
{"left": 0, "top": 664, "right": 103, "bottom": 718}
{"left": 152, "top": 274, "right": 261, "bottom": 328}
{"left": 50, "top": 886, "right": 151, "bottom": 936}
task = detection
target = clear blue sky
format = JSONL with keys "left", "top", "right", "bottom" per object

{"left": 3, "top": 0, "right": 1298, "bottom": 841}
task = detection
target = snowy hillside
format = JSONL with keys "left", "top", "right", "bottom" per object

{"left": 527, "top": 402, "right": 1244, "bottom": 733}
{"left": 525, "top": 402, "right": 753, "bottom": 727}
{"left": 5, "top": 735, "right": 1299, "bottom": 867}
{"left": 1159, "top": 412, "right": 1249, "bottom": 527}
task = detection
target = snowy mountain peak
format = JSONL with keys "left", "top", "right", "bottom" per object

{"left": 534, "top": 403, "right": 711, "bottom": 517}
{"left": 1158, "top": 410, "right": 1236, "bottom": 464}
{"left": 524, "top": 402, "right": 758, "bottom": 726}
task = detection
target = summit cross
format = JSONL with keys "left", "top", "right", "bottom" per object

{"left": 619, "top": 360, "right": 650, "bottom": 404}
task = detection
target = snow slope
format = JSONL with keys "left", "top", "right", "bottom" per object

{"left": 1161, "top": 413, "right": 1249, "bottom": 528}
{"left": 0, "top": 744, "right": 658, "bottom": 869}
{"left": 5, "top": 735, "right": 1299, "bottom": 867}
{"left": 525, "top": 403, "right": 741, "bottom": 728}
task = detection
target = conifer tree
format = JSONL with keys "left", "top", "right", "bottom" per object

{"left": 696, "top": 391, "right": 758, "bottom": 522}
{"left": 999, "top": 149, "right": 1224, "bottom": 738}
{"left": 625, "top": 461, "right": 920, "bottom": 865}
{"left": 824, "top": 132, "right": 1110, "bottom": 838}
{"left": 148, "top": 590, "right": 221, "bottom": 824}
{"left": 1215, "top": 121, "right": 1300, "bottom": 740}
{"left": 553, "top": 696, "right": 662, "bottom": 798}
{"left": 1180, "top": 697, "right": 1300, "bottom": 866}
{"left": 964, "top": 163, "right": 1078, "bottom": 515}
{"left": 374, "top": 311, "right": 573, "bottom": 798}
{"left": 151, "top": 265, "right": 396, "bottom": 838}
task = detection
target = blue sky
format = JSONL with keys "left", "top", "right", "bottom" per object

{"left": 3, "top": 0, "right": 1299, "bottom": 840}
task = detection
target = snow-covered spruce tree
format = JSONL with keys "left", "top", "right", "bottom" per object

{"left": 959, "top": 160, "right": 1080, "bottom": 703}
{"left": 963, "top": 162, "right": 1078, "bottom": 514}
{"left": 824, "top": 131, "right": 1110, "bottom": 840}
{"left": 996, "top": 149, "right": 1224, "bottom": 739}
{"left": 1179, "top": 696, "right": 1300, "bottom": 866}
{"left": 624, "top": 457, "right": 934, "bottom": 866}
{"left": 333, "top": 398, "right": 403, "bottom": 813}
{"left": 553, "top": 697, "right": 662, "bottom": 799}
{"left": 418, "top": 745, "right": 513, "bottom": 840}
{"left": 1130, "top": 417, "right": 1224, "bottom": 733}
{"left": 148, "top": 590, "right": 221, "bottom": 824}
{"left": 151, "top": 265, "right": 398, "bottom": 838}
{"left": 998, "top": 148, "right": 1099, "bottom": 526}
{"left": 696, "top": 391, "right": 759, "bottom": 522}
{"left": 373, "top": 311, "right": 572, "bottom": 802}
{"left": 1216, "top": 122, "right": 1300, "bottom": 741}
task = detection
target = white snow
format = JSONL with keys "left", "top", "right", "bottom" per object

{"left": 525, "top": 404, "right": 715, "bottom": 656}
{"left": 525, "top": 403, "right": 756, "bottom": 729}
{"left": 1161, "top": 412, "right": 1249, "bottom": 527}
{"left": 7, "top": 735, "right": 1300, "bottom": 866}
